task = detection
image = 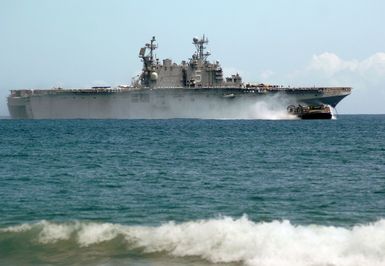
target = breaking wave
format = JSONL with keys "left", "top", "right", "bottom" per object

{"left": 2, "top": 216, "right": 385, "bottom": 265}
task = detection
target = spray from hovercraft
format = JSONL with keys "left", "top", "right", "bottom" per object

{"left": 157, "top": 93, "right": 298, "bottom": 120}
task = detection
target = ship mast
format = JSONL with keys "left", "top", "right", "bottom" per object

{"left": 193, "top": 35, "right": 211, "bottom": 62}
{"left": 147, "top": 36, "right": 157, "bottom": 64}
{"left": 138, "top": 36, "right": 158, "bottom": 87}
{"left": 139, "top": 36, "right": 157, "bottom": 65}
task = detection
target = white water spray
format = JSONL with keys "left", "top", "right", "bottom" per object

{"left": 331, "top": 105, "right": 338, "bottom": 119}
{"left": 3, "top": 217, "right": 385, "bottom": 266}
{"left": 172, "top": 94, "right": 299, "bottom": 120}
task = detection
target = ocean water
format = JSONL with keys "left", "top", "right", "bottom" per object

{"left": 1, "top": 115, "right": 385, "bottom": 266}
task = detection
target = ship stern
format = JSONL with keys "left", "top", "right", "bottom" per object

{"left": 7, "top": 95, "right": 32, "bottom": 119}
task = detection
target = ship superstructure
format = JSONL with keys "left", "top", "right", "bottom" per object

{"left": 7, "top": 36, "right": 351, "bottom": 119}
{"left": 138, "top": 35, "right": 240, "bottom": 89}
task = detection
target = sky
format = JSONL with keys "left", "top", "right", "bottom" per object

{"left": 1, "top": 0, "right": 384, "bottom": 115}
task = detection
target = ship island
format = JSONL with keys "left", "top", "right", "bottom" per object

{"left": 7, "top": 36, "right": 351, "bottom": 119}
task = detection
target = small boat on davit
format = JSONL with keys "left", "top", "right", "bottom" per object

{"left": 287, "top": 104, "right": 333, "bottom": 119}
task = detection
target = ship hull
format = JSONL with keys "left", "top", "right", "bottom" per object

{"left": 7, "top": 87, "right": 350, "bottom": 119}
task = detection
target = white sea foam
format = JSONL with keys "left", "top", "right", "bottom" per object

{"left": 77, "top": 222, "right": 120, "bottom": 247}
{"left": 2, "top": 217, "right": 385, "bottom": 265}
{"left": 1, "top": 222, "right": 33, "bottom": 233}
{"left": 38, "top": 220, "right": 76, "bottom": 243}
{"left": 331, "top": 105, "right": 338, "bottom": 120}
{"left": 127, "top": 217, "right": 385, "bottom": 266}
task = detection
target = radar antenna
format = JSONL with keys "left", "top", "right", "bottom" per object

{"left": 192, "top": 35, "right": 211, "bottom": 61}
{"left": 139, "top": 36, "right": 158, "bottom": 65}
{"left": 147, "top": 36, "right": 157, "bottom": 62}
{"left": 138, "top": 36, "right": 158, "bottom": 88}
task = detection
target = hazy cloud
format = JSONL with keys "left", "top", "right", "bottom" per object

{"left": 306, "top": 52, "right": 385, "bottom": 85}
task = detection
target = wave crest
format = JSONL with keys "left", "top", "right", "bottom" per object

{"left": 2, "top": 216, "right": 385, "bottom": 266}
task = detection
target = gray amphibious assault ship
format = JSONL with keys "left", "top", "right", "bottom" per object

{"left": 8, "top": 36, "right": 351, "bottom": 119}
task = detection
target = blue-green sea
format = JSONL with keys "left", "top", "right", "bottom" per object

{"left": 1, "top": 115, "right": 385, "bottom": 266}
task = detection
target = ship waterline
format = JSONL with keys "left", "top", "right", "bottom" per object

{"left": 7, "top": 36, "right": 351, "bottom": 119}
